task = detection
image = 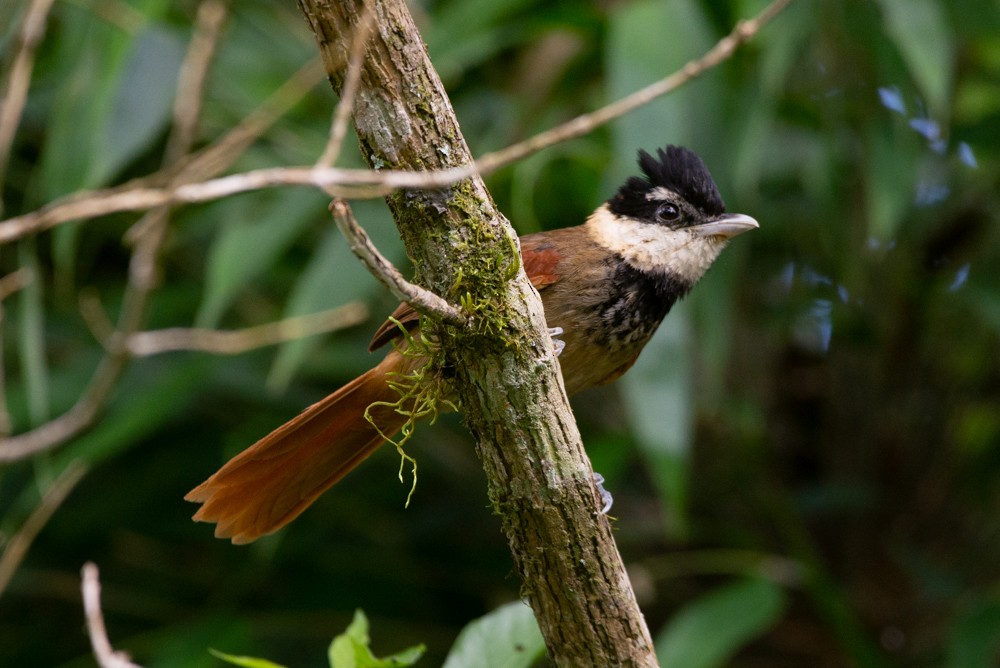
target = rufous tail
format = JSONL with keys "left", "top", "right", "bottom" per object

{"left": 185, "top": 350, "right": 413, "bottom": 544}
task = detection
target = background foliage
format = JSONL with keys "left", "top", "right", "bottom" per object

{"left": 2, "top": 0, "right": 1000, "bottom": 665}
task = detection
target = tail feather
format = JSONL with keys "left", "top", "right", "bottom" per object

{"left": 186, "top": 351, "right": 412, "bottom": 544}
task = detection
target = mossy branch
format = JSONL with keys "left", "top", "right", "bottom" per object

{"left": 296, "top": 0, "right": 658, "bottom": 665}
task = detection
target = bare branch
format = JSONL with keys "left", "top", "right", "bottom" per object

{"left": 0, "top": 462, "right": 87, "bottom": 596}
{"left": 0, "top": 0, "right": 57, "bottom": 215}
{"left": 0, "top": 0, "right": 793, "bottom": 241}
{"left": 178, "top": 57, "right": 326, "bottom": 183}
{"left": 0, "top": 59, "right": 326, "bottom": 459}
{"left": 127, "top": 302, "right": 369, "bottom": 356}
{"left": 0, "top": 269, "right": 31, "bottom": 302}
{"left": 0, "top": 0, "right": 792, "bottom": 462}
{"left": 164, "top": 0, "right": 229, "bottom": 166}
{"left": 0, "top": 0, "right": 232, "bottom": 462}
{"left": 330, "top": 199, "right": 465, "bottom": 324}
{"left": 81, "top": 562, "right": 144, "bottom": 668}
{"left": 471, "top": 0, "right": 795, "bottom": 175}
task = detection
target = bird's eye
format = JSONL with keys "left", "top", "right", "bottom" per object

{"left": 656, "top": 203, "right": 680, "bottom": 222}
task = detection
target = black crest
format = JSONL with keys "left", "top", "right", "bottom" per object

{"left": 608, "top": 145, "right": 725, "bottom": 219}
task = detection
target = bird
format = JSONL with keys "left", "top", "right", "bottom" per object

{"left": 185, "top": 145, "right": 758, "bottom": 544}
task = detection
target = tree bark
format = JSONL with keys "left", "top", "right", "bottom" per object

{"left": 296, "top": 0, "right": 658, "bottom": 665}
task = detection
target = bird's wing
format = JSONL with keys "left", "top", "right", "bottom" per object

{"left": 367, "top": 235, "right": 562, "bottom": 351}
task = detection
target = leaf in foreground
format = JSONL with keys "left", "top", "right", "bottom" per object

{"left": 442, "top": 600, "right": 546, "bottom": 668}
{"left": 210, "top": 648, "right": 287, "bottom": 668}
{"left": 655, "top": 577, "right": 787, "bottom": 668}
{"left": 328, "top": 609, "right": 426, "bottom": 668}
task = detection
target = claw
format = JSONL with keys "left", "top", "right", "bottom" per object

{"left": 549, "top": 326, "right": 565, "bottom": 357}
{"left": 593, "top": 472, "right": 613, "bottom": 514}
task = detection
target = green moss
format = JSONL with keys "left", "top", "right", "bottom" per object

{"left": 365, "top": 319, "right": 458, "bottom": 506}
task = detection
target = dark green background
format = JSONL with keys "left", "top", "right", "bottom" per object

{"left": 2, "top": 0, "right": 999, "bottom": 665}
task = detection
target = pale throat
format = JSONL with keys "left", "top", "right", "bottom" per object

{"left": 585, "top": 204, "right": 726, "bottom": 284}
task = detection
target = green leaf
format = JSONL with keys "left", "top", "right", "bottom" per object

{"left": 442, "top": 601, "right": 546, "bottom": 668}
{"left": 873, "top": 0, "right": 954, "bottom": 116}
{"left": 862, "top": 123, "right": 919, "bottom": 242}
{"left": 426, "top": 0, "right": 537, "bottom": 82}
{"left": 16, "top": 241, "right": 49, "bottom": 426}
{"left": 209, "top": 648, "right": 287, "bottom": 668}
{"left": 655, "top": 578, "right": 787, "bottom": 668}
{"left": 196, "top": 190, "right": 328, "bottom": 328}
{"left": 52, "top": 357, "right": 214, "bottom": 468}
{"left": 37, "top": 1, "right": 178, "bottom": 201}
{"left": 620, "top": 302, "right": 693, "bottom": 538}
{"left": 606, "top": 0, "right": 720, "bottom": 539}
{"left": 329, "top": 610, "right": 425, "bottom": 668}
{"left": 91, "top": 23, "right": 185, "bottom": 185}
{"left": 268, "top": 200, "right": 400, "bottom": 390}
{"left": 606, "top": 0, "right": 720, "bottom": 161}
{"left": 947, "top": 599, "right": 1000, "bottom": 668}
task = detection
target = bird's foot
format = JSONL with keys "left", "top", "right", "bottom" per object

{"left": 549, "top": 327, "right": 565, "bottom": 357}
{"left": 593, "top": 472, "right": 613, "bottom": 514}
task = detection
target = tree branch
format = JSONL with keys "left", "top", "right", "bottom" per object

{"left": 124, "top": 303, "right": 369, "bottom": 356}
{"left": 0, "top": 0, "right": 793, "bottom": 244}
{"left": 0, "top": 462, "right": 87, "bottom": 596}
{"left": 0, "top": 7, "right": 327, "bottom": 461}
{"left": 298, "top": 0, "right": 655, "bottom": 664}
{"left": 329, "top": 199, "right": 465, "bottom": 325}
{"left": 81, "top": 562, "right": 144, "bottom": 668}
{"left": 0, "top": 0, "right": 57, "bottom": 215}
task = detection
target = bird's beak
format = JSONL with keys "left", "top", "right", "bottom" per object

{"left": 691, "top": 213, "right": 759, "bottom": 239}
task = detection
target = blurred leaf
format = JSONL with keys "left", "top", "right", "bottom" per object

{"left": 91, "top": 24, "right": 185, "bottom": 185}
{"left": 606, "top": 0, "right": 720, "bottom": 539}
{"left": 442, "top": 601, "right": 546, "bottom": 668}
{"left": 606, "top": 0, "right": 719, "bottom": 163}
{"left": 426, "top": 0, "right": 536, "bottom": 82}
{"left": 196, "top": 190, "right": 327, "bottom": 328}
{"left": 863, "top": 124, "right": 919, "bottom": 242}
{"left": 621, "top": 303, "right": 693, "bottom": 537}
{"left": 742, "top": 0, "right": 815, "bottom": 95}
{"left": 873, "top": 0, "right": 953, "bottom": 116}
{"left": 52, "top": 357, "right": 213, "bottom": 468}
{"left": 268, "top": 200, "right": 399, "bottom": 389}
{"left": 38, "top": 3, "right": 180, "bottom": 282}
{"left": 732, "top": 0, "right": 814, "bottom": 197}
{"left": 38, "top": 1, "right": 177, "bottom": 201}
{"left": 329, "top": 609, "right": 425, "bottom": 668}
{"left": 37, "top": 9, "right": 129, "bottom": 201}
{"left": 655, "top": 577, "right": 787, "bottom": 668}
{"left": 947, "top": 599, "right": 1000, "bottom": 668}
{"left": 210, "top": 649, "right": 287, "bottom": 668}
{"left": 15, "top": 242, "right": 49, "bottom": 426}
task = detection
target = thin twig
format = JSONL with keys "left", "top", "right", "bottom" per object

{"left": 0, "top": 0, "right": 231, "bottom": 462}
{"left": 0, "top": 0, "right": 792, "bottom": 459}
{"left": 77, "top": 0, "right": 232, "bottom": 441}
{"left": 164, "top": 0, "right": 229, "bottom": 166}
{"left": 81, "top": 562, "right": 144, "bottom": 668}
{"left": 0, "top": 59, "right": 324, "bottom": 460}
{"left": 178, "top": 57, "right": 325, "bottom": 183}
{"left": 0, "top": 0, "right": 794, "bottom": 242}
{"left": 315, "top": 1, "right": 376, "bottom": 170}
{"left": 0, "top": 58, "right": 326, "bottom": 245}
{"left": 0, "top": 268, "right": 32, "bottom": 301}
{"left": 470, "top": 0, "right": 795, "bottom": 176}
{"left": 126, "top": 302, "right": 369, "bottom": 356}
{"left": 0, "top": 462, "right": 87, "bottom": 597}
{"left": 330, "top": 199, "right": 465, "bottom": 324}
{"left": 0, "top": 0, "right": 57, "bottom": 216}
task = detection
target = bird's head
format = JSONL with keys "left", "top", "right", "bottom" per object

{"left": 588, "top": 145, "right": 758, "bottom": 284}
